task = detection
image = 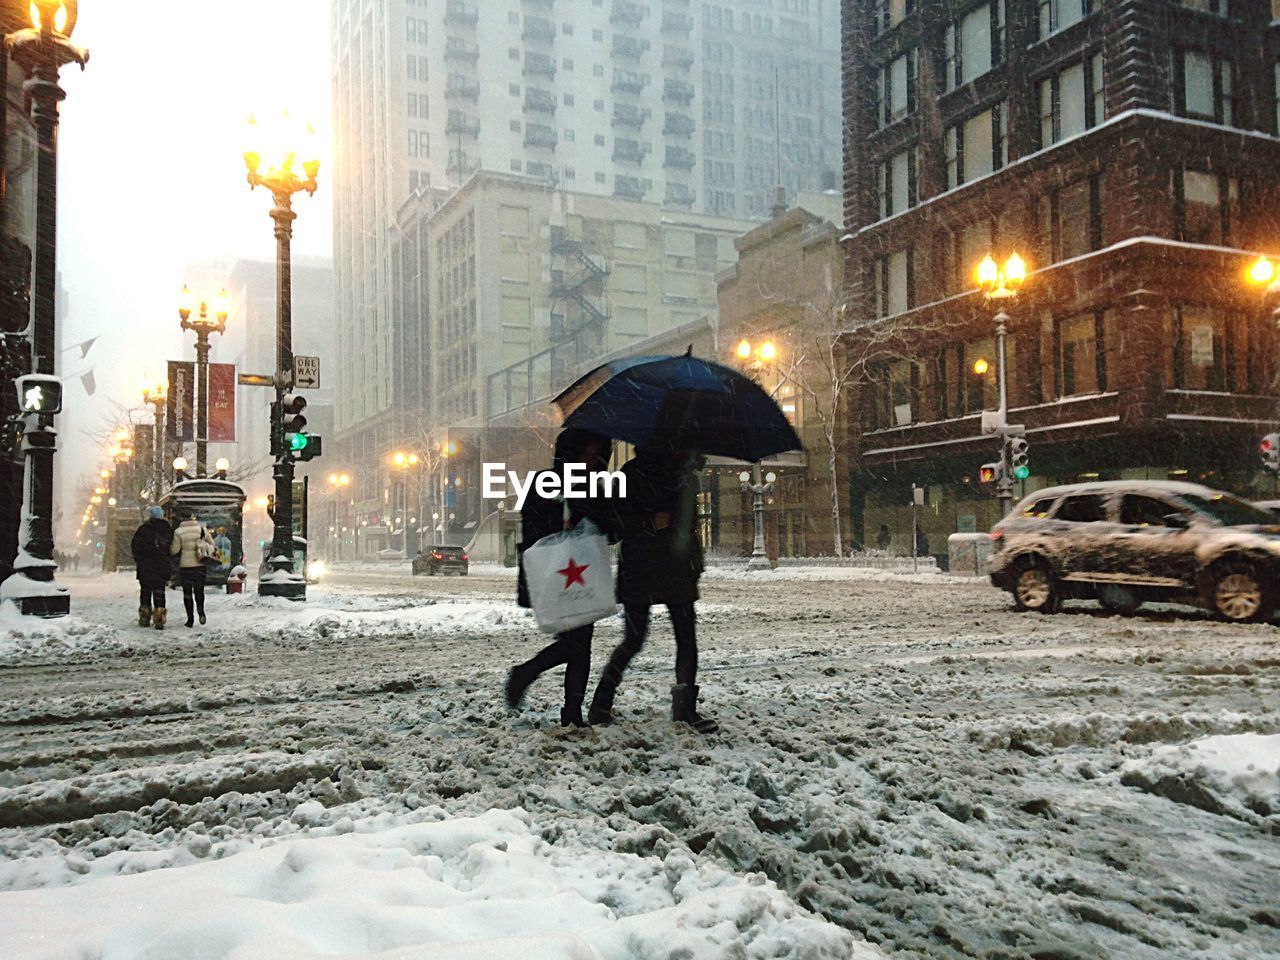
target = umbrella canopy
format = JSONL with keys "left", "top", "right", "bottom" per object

{"left": 552, "top": 354, "right": 803, "bottom": 462}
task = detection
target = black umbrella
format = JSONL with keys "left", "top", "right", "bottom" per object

{"left": 553, "top": 354, "right": 803, "bottom": 462}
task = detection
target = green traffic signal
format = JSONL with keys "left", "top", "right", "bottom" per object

{"left": 288, "top": 432, "right": 309, "bottom": 452}
{"left": 1013, "top": 464, "right": 1030, "bottom": 480}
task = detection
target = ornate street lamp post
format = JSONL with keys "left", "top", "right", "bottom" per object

{"left": 733, "top": 338, "right": 778, "bottom": 571}
{"left": 243, "top": 111, "right": 319, "bottom": 600}
{"left": 177, "top": 287, "right": 229, "bottom": 478}
{"left": 390, "top": 451, "right": 423, "bottom": 560}
{"left": 976, "top": 252, "right": 1027, "bottom": 518}
{"left": 141, "top": 380, "right": 167, "bottom": 498}
{"left": 0, "top": 1, "right": 86, "bottom": 616}
{"left": 326, "top": 471, "right": 350, "bottom": 561}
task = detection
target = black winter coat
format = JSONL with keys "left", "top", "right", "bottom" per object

{"left": 131, "top": 518, "right": 172, "bottom": 584}
{"left": 614, "top": 453, "right": 703, "bottom": 607}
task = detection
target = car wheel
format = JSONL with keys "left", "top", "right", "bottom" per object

{"left": 1012, "top": 559, "right": 1060, "bottom": 614}
{"left": 1098, "top": 584, "right": 1141, "bottom": 616}
{"left": 1211, "top": 562, "right": 1268, "bottom": 623}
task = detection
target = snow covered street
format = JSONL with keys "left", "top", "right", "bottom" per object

{"left": 1, "top": 567, "right": 1278, "bottom": 959}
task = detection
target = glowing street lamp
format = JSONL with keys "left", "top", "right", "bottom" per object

{"left": 1, "top": 0, "right": 89, "bottom": 617}
{"left": 975, "top": 251, "right": 1029, "bottom": 517}
{"left": 244, "top": 109, "right": 321, "bottom": 601}
{"left": 731, "top": 337, "right": 781, "bottom": 571}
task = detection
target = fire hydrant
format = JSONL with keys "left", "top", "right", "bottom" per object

{"left": 226, "top": 565, "right": 247, "bottom": 595}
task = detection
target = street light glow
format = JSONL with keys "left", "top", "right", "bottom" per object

{"left": 973, "top": 358, "right": 989, "bottom": 376}
{"left": 1249, "top": 255, "right": 1276, "bottom": 286}
{"left": 29, "top": 1, "right": 69, "bottom": 34}
{"left": 173, "top": 456, "right": 188, "bottom": 471}
{"left": 214, "top": 457, "right": 230, "bottom": 473}
{"left": 758, "top": 341, "right": 777, "bottom": 362}
{"left": 737, "top": 339, "right": 752, "bottom": 360}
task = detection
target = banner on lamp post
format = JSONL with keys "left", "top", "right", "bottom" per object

{"left": 207, "top": 363, "right": 236, "bottom": 443}
{"left": 166, "top": 361, "right": 195, "bottom": 442}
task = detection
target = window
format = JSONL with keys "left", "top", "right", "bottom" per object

{"left": 1038, "top": 55, "right": 1103, "bottom": 147}
{"left": 876, "top": 50, "right": 917, "bottom": 127}
{"left": 1057, "top": 312, "right": 1106, "bottom": 397}
{"left": 407, "top": 92, "right": 419, "bottom": 118}
{"left": 875, "top": 0, "right": 914, "bottom": 33}
{"left": 1120, "top": 495, "right": 1184, "bottom": 527}
{"left": 408, "top": 131, "right": 419, "bottom": 158}
{"left": 1038, "top": 0, "right": 1090, "bottom": 38}
{"left": 876, "top": 147, "right": 917, "bottom": 219}
{"left": 1180, "top": 0, "right": 1227, "bottom": 13}
{"left": 510, "top": 120, "right": 522, "bottom": 132}
{"left": 509, "top": 83, "right": 521, "bottom": 96}
{"left": 888, "top": 359, "right": 919, "bottom": 426}
{"left": 594, "top": 134, "right": 606, "bottom": 145}
{"left": 1038, "top": 175, "right": 1103, "bottom": 264}
{"left": 1172, "top": 307, "right": 1236, "bottom": 391}
{"left": 563, "top": 93, "right": 574, "bottom": 106}
{"left": 1056, "top": 494, "right": 1106, "bottom": 523}
{"left": 1175, "top": 169, "right": 1239, "bottom": 246}
{"left": 1174, "top": 50, "right": 1235, "bottom": 126}
{"left": 873, "top": 249, "right": 912, "bottom": 318}
{"left": 1274, "top": 0, "right": 1280, "bottom": 20}
{"left": 1020, "top": 496, "right": 1059, "bottom": 519}
{"left": 946, "top": 103, "right": 1006, "bottom": 187}
{"left": 945, "top": 1, "right": 1005, "bottom": 91}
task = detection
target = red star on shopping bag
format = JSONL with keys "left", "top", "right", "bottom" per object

{"left": 557, "top": 557, "right": 589, "bottom": 589}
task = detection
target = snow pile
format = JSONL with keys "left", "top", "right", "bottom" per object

{"left": 1121, "top": 733, "right": 1280, "bottom": 824}
{"left": 0, "top": 600, "right": 118, "bottom": 664}
{"left": 0, "top": 807, "right": 870, "bottom": 960}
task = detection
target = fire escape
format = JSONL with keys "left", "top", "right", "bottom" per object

{"left": 549, "top": 226, "right": 610, "bottom": 355}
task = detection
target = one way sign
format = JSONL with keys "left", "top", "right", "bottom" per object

{"left": 293, "top": 355, "right": 320, "bottom": 389}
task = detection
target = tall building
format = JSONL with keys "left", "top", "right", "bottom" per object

{"left": 840, "top": 0, "right": 1280, "bottom": 555}
{"left": 332, "top": 170, "right": 751, "bottom": 542}
{"left": 330, "top": 0, "right": 843, "bottom": 484}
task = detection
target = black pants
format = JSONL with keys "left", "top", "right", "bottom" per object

{"left": 138, "top": 581, "right": 166, "bottom": 610}
{"left": 519, "top": 624, "right": 593, "bottom": 709}
{"left": 179, "top": 567, "right": 206, "bottom": 621}
{"left": 597, "top": 601, "right": 698, "bottom": 700}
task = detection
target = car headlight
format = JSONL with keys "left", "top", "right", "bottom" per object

{"left": 307, "top": 560, "right": 326, "bottom": 579}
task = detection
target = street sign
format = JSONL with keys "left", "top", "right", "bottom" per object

{"left": 293, "top": 355, "right": 320, "bottom": 389}
{"left": 238, "top": 373, "right": 275, "bottom": 387}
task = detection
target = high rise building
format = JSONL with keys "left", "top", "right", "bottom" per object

{"left": 330, "top": 0, "right": 842, "bottom": 479}
{"left": 840, "top": 0, "right": 1280, "bottom": 554}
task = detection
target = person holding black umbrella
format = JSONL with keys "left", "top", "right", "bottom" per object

{"left": 588, "top": 445, "right": 718, "bottom": 733}
{"left": 506, "top": 428, "right": 617, "bottom": 728}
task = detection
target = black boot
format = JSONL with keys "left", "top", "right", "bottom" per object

{"left": 587, "top": 672, "right": 619, "bottom": 725}
{"left": 672, "top": 684, "right": 719, "bottom": 733}
{"left": 560, "top": 704, "right": 588, "bottom": 728}
{"left": 505, "top": 663, "right": 537, "bottom": 709}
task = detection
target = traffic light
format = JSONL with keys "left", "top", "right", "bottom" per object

{"left": 280, "top": 392, "right": 309, "bottom": 456}
{"left": 1008, "top": 436, "right": 1030, "bottom": 481}
{"left": 1261, "top": 433, "right": 1280, "bottom": 473}
{"left": 979, "top": 462, "right": 1002, "bottom": 484}
{"left": 293, "top": 434, "right": 322, "bottom": 463}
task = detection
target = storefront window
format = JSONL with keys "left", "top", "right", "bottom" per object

{"left": 1173, "top": 307, "right": 1229, "bottom": 391}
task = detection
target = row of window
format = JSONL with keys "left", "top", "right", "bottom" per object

{"left": 866, "top": 305, "right": 1265, "bottom": 431}
{"left": 876, "top": 0, "right": 1092, "bottom": 42}
{"left": 871, "top": 166, "right": 1242, "bottom": 318}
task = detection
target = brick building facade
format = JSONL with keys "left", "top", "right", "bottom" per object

{"left": 840, "top": 0, "right": 1280, "bottom": 555}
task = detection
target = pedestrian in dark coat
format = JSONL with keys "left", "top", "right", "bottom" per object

{"left": 507, "top": 428, "right": 616, "bottom": 727}
{"left": 131, "top": 506, "right": 172, "bottom": 630}
{"left": 588, "top": 447, "right": 718, "bottom": 732}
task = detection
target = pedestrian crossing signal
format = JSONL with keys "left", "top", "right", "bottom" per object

{"left": 1261, "top": 433, "right": 1280, "bottom": 473}
{"left": 16, "top": 375, "right": 62, "bottom": 414}
{"left": 979, "top": 462, "right": 1001, "bottom": 484}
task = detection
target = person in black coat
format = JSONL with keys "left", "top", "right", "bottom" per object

{"left": 507, "top": 428, "right": 616, "bottom": 728}
{"left": 587, "top": 446, "right": 718, "bottom": 732}
{"left": 130, "top": 506, "right": 172, "bottom": 630}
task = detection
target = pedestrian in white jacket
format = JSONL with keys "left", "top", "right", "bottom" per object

{"left": 171, "top": 514, "right": 212, "bottom": 627}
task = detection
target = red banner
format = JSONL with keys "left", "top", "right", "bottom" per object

{"left": 207, "top": 363, "right": 236, "bottom": 443}
{"left": 166, "top": 361, "right": 194, "bottom": 441}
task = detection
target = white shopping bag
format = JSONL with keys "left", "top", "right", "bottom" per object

{"left": 522, "top": 517, "right": 616, "bottom": 633}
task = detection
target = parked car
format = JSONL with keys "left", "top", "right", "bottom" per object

{"left": 990, "top": 481, "right": 1280, "bottom": 622}
{"left": 1255, "top": 499, "right": 1280, "bottom": 519}
{"left": 413, "top": 545, "right": 469, "bottom": 576}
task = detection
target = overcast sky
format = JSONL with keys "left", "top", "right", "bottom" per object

{"left": 53, "top": 1, "right": 333, "bottom": 516}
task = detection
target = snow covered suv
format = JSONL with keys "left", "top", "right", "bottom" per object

{"left": 989, "top": 481, "right": 1280, "bottom": 622}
